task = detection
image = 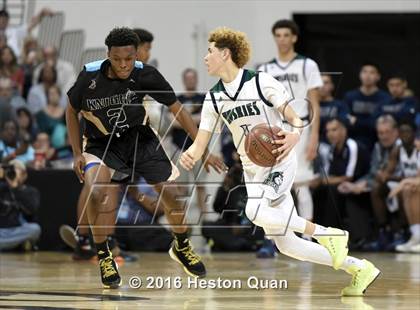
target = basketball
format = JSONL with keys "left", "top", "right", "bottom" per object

{"left": 245, "top": 123, "right": 284, "bottom": 167}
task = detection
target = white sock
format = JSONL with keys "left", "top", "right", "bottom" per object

{"left": 341, "top": 256, "right": 366, "bottom": 273}
{"left": 313, "top": 224, "right": 328, "bottom": 238}
{"left": 410, "top": 224, "right": 420, "bottom": 240}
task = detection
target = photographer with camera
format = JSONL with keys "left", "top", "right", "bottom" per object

{"left": 0, "top": 159, "right": 41, "bottom": 250}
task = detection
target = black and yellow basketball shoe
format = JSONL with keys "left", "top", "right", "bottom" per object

{"left": 98, "top": 251, "right": 122, "bottom": 289}
{"left": 169, "top": 238, "right": 206, "bottom": 278}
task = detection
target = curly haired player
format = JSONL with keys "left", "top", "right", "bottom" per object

{"left": 180, "top": 27, "right": 380, "bottom": 296}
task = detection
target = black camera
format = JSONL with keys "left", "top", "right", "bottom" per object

{"left": 0, "top": 164, "right": 16, "bottom": 181}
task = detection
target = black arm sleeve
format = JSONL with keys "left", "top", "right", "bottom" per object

{"left": 67, "top": 68, "right": 88, "bottom": 111}
{"left": 143, "top": 66, "right": 177, "bottom": 106}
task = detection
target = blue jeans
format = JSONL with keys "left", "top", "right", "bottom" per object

{"left": 0, "top": 222, "right": 41, "bottom": 250}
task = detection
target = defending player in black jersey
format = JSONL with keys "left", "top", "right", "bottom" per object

{"left": 66, "top": 27, "right": 225, "bottom": 288}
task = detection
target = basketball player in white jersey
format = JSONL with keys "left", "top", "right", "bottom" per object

{"left": 258, "top": 20, "right": 322, "bottom": 224}
{"left": 180, "top": 27, "right": 380, "bottom": 296}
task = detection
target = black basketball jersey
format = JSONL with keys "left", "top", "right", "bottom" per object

{"left": 67, "top": 59, "right": 176, "bottom": 139}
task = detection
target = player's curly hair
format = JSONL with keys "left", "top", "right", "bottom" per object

{"left": 105, "top": 27, "right": 140, "bottom": 50}
{"left": 208, "top": 27, "right": 251, "bottom": 68}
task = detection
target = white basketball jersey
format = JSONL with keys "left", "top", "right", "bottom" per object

{"left": 199, "top": 69, "right": 290, "bottom": 170}
{"left": 399, "top": 146, "right": 420, "bottom": 177}
{"left": 258, "top": 55, "right": 323, "bottom": 119}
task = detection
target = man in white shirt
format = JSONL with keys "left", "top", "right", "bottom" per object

{"left": 0, "top": 8, "right": 53, "bottom": 59}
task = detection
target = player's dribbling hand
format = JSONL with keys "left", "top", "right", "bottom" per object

{"left": 180, "top": 150, "right": 196, "bottom": 171}
{"left": 203, "top": 153, "right": 228, "bottom": 174}
{"left": 73, "top": 154, "right": 86, "bottom": 183}
{"left": 272, "top": 130, "right": 300, "bottom": 163}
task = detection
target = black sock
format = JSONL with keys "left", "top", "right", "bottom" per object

{"left": 174, "top": 232, "right": 189, "bottom": 248}
{"left": 95, "top": 240, "right": 111, "bottom": 260}
{"left": 78, "top": 234, "right": 90, "bottom": 245}
{"left": 107, "top": 235, "right": 117, "bottom": 250}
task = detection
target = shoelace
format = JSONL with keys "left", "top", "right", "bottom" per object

{"left": 100, "top": 257, "right": 117, "bottom": 278}
{"left": 351, "top": 269, "right": 361, "bottom": 286}
{"left": 181, "top": 246, "right": 201, "bottom": 265}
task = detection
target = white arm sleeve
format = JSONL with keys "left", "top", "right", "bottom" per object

{"left": 305, "top": 59, "right": 323, "bottom": 90}
{"left": 258, "top": 72, "right": 291, "bottom": 109}
{"left": 198, "top": 93, "right": 222, "bottom": 134}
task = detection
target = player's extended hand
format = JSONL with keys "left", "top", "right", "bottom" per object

{"left": 73, "top": 154, "right": 86, "bottom": 183}
{"left": 180, "top": 150, "right": 196, "bottom": 171}
{"left": 203, "top": 153, "right": 227, "bottom": 174}
{"left": 272, "top": 130, "right": 300, "bottom": 163}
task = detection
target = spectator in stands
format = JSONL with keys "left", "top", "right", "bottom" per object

{"left": 312, "top": 118, "right": 369, "bottom": 242}
{"left": 0, "top": 159, "right": 41, "bottom": 251}
{"left": 0, "top": 32, "right": 7, "bottom": 50}
{"left": 0, "top": 119, "right": 34, "bottom": 164}
{"left": 344, "top": 63, "right": 391, "bottom": 150}
{"left": 21, "top": 36, "right": 41, "bottom": 98}
{"left": 0, "top": 8, "right": 53, "bottom": 58}
{"left": 27, "top": 64, "right": 66, "bottom": 114}
{"left": 319, "top": 74, "right": 349, "bottom": 142}
{"left": 0, "top": 46, "right": 24, "bottom": 94}
{"left": 16, "top": 107, "right": 37, "bottom": 143}
{"left": 374, "top": 74, "right": 417, "bottom": 122}
{"left": 32, "top": 46, "right": 76, "bottom": 93}
{"left": 32, "top": 132, "right": 55, "bottom": 169}
{"left": 366, "top": 120, "right": 417, "bottom": 251}
{"left": 0, "top": 77, "right": 25, "bottom": 127}
{"left": 35, "top": 85, "right": 66, "bottom": 148}
{"left": 338, "top": 115, "right": 401, "bottom": 249}
{"left": 389, "top": 166, "right": 420, "bottom": 253}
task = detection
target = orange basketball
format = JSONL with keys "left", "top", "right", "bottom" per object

{"left": 244, "top": 124, "right": 284, "bottom": 167}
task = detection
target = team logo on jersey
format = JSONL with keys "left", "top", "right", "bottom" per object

{"left": 88, "top": 79, "right": 96, "bottom": 90}
{"left": 129, "top": 78, "right": 135, "bottom": 83}
{"left": 263, "top": 171, "right": 284, "bottom": 193}
{"left": 221, "top": 101, "right": 261, "bottom": 124}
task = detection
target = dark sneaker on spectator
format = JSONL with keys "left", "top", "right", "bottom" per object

{"left": 256, "top": 239, "right": 277, "bottom": 258}
{"left": 362, "top": 229, "right": 391, "bottom": 252}
{"left": 386, "top": 231, "right": 408, "bottom": 252}
{"left": 59, "top": 225, "right": 96, "bottom": 260}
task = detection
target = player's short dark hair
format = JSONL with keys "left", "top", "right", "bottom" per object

{"left": 132, "top": 28, "right": 154, "bottom": 45}
{"left": 105, "top": 27, "right": 140, "bottom": 50}
{"left": 387, "top": 73, "right": 407, "bottom": 82}
{"left": 398, "top": 118, "right": 417, "bottom": 132}
{"left": 271, "top": 19, "right": 300, "bottom": 36}
{"left": 0, "top": 10, "right": 9, "bottom": 18}
{"left": 360, "top": 62, "right": 381, "bottom": 74}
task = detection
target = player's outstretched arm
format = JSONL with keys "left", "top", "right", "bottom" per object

{"left": 169, "top": 101, "right": 226, "bottom": 173}
{"left": 168, "top": 101, "right": 200, "bottom": 140}
{"left": 66, "top": 103, "right": 85, "bottom": 183}
{"left": 180, "top": 129, "right": 212, "bottom": 171}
